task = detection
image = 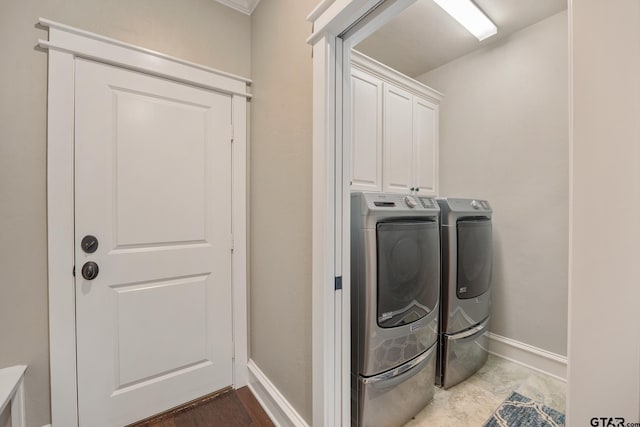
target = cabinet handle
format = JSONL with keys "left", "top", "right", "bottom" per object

{"left": 410, "top": 187, "right": 415, "bottom": 192}
{"left": 416, "top": 187, "right": 420, "bottom": 192}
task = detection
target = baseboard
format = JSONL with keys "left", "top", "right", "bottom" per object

{"left": 487, "top": 333, "right": 567, "bottom": 381}
{"left": 246, "top": 360, "right": 309, "bottom": 427}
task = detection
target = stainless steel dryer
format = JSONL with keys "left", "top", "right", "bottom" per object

{"left": 436, "top": 198, "right": 493, "bottom": 389}
{"left": 351, "top": 192, "right": 440, "bottom": 427}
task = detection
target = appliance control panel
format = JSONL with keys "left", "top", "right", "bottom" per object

{"left": 466, "top": 199, "right": 491, "bottom": 212}
{"left": 439, "top": 198, "right": 491, "bottom": 213}
{"left": 471, "top": 200, "right": 491, "bottom": 210}
{"left": 435, "top": 198, "right": 492, "bottom": 226}
{"left": 361, "top": 192, "right": 439, "bottom": 212}
{"left": 419, "top": 197, "right": 436, "bottom": 209}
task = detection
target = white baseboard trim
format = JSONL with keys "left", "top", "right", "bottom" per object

{"left": 246, "top": 360, "right": 309, "bottom": 427}
{"left": 487, "top": 333, "right": 567, "bottom": 381}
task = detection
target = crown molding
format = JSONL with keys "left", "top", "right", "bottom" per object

{"left": 215, "top": 0, "right": 261, "bottom": 15}
{"left": 351, "top": 49, "right": 444, "bottom": 103}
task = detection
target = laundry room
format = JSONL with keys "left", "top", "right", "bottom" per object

{"left": 349, "top": 0, "right": 569, "bottom": 424}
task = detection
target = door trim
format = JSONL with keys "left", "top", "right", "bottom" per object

{"left": 40, "top": 19, "right": 250, "bottom": 427}
{"left": 306, "top": 1, "right": 423, "bottom": 425}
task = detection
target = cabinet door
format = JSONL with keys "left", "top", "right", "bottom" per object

{"left": 413, "top": 97, "right": 438, "bottom": 195}
{"left": 383, "top": 84, "right": 414, "bottom": 194}
{"left": 350, "top": 69, "right": 383, "bottom": 191}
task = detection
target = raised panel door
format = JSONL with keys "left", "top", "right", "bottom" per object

{"left": 413, "top": 97, "right": 438, "bottom": 195}
{"left": 383, "top": 84, "right": 414, "bottom": 194}
{"left": 74, "top": 58, "right": 233, "bottom": 426}
{"left": 351, "top": 69, "right": 383, "bottom": 191}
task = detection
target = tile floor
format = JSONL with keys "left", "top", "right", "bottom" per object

{"left": 404, "top": 355, "right": 566, "bottom": 427}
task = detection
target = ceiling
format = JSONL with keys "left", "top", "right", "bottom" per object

{"left": 354, "top": 0, "right": 567, "bottom": 77}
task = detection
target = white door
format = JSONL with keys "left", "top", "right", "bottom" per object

{"left": 351, "top": 68, "right": 383, "bottom": 191}
{"left": 383, "top": 83, "right": 414, "bottom": 194}
{"left": 413, "top": 97, "right": 438, "bottom": 195}
{"left": 74, "top": 58, "right": 233, "bottom": 426}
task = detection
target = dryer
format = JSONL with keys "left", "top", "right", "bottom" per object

{"left": 351, "top": 192, "right": 440, "bottom": 427}
{"left": 436, "top": 198, "right": 493, "bottom": 389}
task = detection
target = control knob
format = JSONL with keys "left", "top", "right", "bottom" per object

{"left": 405, "top": 196, "right": 417, "bottom": 208}
{"left": 471, "top": 200, "right": 480, "bottom": 209}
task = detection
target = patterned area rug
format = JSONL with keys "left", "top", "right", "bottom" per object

{"left": 483, "top": 391, "right": 565, "bottom": 427}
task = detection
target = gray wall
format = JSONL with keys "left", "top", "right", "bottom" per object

{"left": 0, "top": 2, "right": 250, "bottom": 426}
{"left": 417, "top": 11, "right": 569, "bottom": 355}
{"left": 568, "top": 0, "right": 640, "bottom": 422}
{"left": 250, "top": 0, "right": 316, "bottom": 423}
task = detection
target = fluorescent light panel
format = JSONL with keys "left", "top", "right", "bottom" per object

{"left": 433, "top": 0, "right": 497, "bottom": 41}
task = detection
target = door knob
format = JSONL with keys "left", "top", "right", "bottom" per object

{"left": 81, "top": 262, "right": 99, "bottom": 280}
{"left": 81, "top": 235, "right": 99, "bottom": 253}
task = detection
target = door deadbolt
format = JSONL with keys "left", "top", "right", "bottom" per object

{"left": 81, "top": 262, "right": 99, "bottom": 280}
{"left": 81, "top": 235, "right": 99, "bottom": 253}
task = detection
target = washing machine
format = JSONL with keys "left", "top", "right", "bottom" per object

{"left": 351, "top": 192, "right": 440, "bottom": 427}
{"left": 436, "top": 198, "right": 493, "bottom": 389}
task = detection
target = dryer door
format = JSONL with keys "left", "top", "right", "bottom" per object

{"left": 456, "top": 218, "right": 492, "bottom": 299}
{"left": 376, "top": 221, "right": 439, "bottom": 328}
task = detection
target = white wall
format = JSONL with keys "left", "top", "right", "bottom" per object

{"left": 250, "top": 0, "right": 317, "bottom": 423}
{"left": 0, "top": 2, "right": 250, "bottom": 426}
{"left": 568, "top": 0, "right": 640, "bottom": 423}
{"left": 417, "top": 11, "right": 569, "bottom": 356}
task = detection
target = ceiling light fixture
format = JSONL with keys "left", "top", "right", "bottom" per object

{"left": 432, "top": 0, "right": 497, "bottom": 41}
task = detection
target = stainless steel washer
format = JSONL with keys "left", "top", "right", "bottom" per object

{"left": 436, "top": 198, "right": 493, "bottom": 389}
{"left": 351, "top": 192, "right": 440, "bottom": 427}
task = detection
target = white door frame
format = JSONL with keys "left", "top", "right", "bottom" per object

{"left": 306, "top": 1, "right": 420, "bottom": 425}
{"left": 39, "top": 19, "right": 250, "bottom": 427}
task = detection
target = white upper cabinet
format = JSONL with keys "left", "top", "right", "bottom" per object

{"left": 350, "top": 50, "right": 442, "bottom": 196}
{"left": 413, "top": 97, "right": 438, "bottom": 195}
{"left": 351, "top": 68, "right": 383, "bottom": 191}
{"left": 383, "top": 84, "right": 414, "bottom": 194}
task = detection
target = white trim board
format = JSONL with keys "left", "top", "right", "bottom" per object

{"left": 247, "top": 360, "right": 310, "bottom": 427}
{"left": 37, "top": 18, "right": 252, "bottom": 96}
{"left": 307, "top": 0, "right": 336, "bottom": 23}
{"left": 41, "top": 19, "right": 249, "bottom": 427}
{"left": 488, "top": 333, "right": 567, "bottom": 381}
{"left": 307, "top": 1, "right": 420, "bottom": 425}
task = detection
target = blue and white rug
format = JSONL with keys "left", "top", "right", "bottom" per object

{"left": 483, "top": 391, "right": 565, "bottom": 427}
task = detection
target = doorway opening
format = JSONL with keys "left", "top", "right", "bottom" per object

{"left": 307, "top": 1, "right": 570, "bottom": 425}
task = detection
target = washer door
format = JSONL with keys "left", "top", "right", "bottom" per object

{"left": 456, "top": 218, "right": 492, "bottom": 299}
{"left": 376, "top": 221, "right": 439, "bottom": 328}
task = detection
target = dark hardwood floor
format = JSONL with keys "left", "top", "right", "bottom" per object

{"left": 128, "top": 387, "right": 275, "bottom": 427}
